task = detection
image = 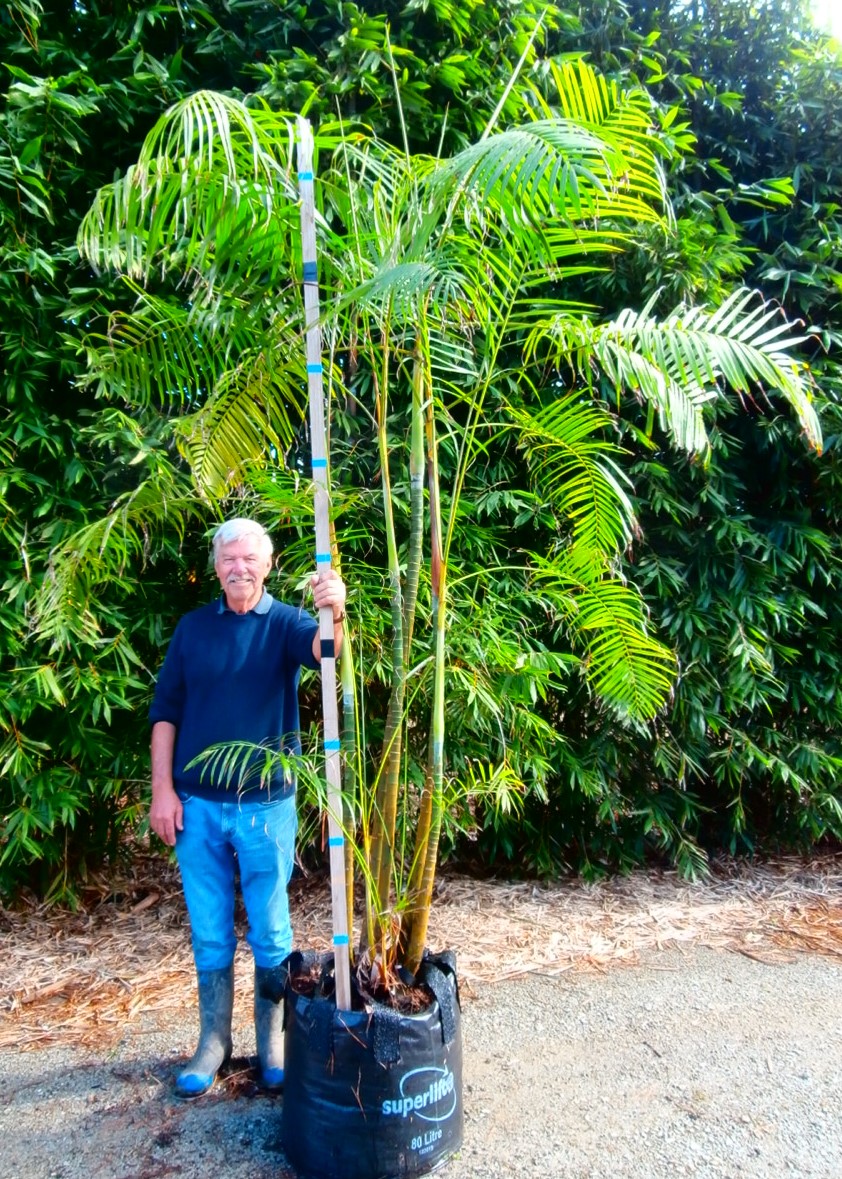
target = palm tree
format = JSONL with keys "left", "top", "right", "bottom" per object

{"left": 63, "top": 61, "right": 820, "bottom": 984}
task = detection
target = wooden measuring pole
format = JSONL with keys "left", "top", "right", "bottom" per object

{"left": 296, "top": 116, "right": 352, "bottom": 1011}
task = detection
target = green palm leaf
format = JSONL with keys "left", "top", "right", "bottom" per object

{"left": 77, "top": 91, "right": 301, "bottom": 286}
{"left": 174, "top": 338, "right": 308, "bottom": 495}
{"left": 530, "top": 552, "right": 676, "bottom": 721}
{"left": 37, "top": 459, "right": 201, "bottom": 646}
{"left": 78, "top": 287, "right": 265, "bottom": 408}
{"left": 509, "top": 393, "right": 636, "bottom": 555}
{"left": 430, "top": 59, "right": 665, "bottom": 229}
{"left": 525, "top": 290, "right": 821, "bottom": 455}
{"left": 596, "top": 290, "right": 821, "bottom": 453}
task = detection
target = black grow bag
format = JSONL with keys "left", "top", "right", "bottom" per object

{"left": 279, "top": 950, "right": 463, "bottom": 1179}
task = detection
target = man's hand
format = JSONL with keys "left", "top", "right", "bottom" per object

{"left": 311, "top": 569, "right": 347, "bottom": 662}
{"left": 150, "top": 720, "right": 182, "bottom": 846}
{"left": 311, "top": 568, "right": 347, "bottom": 620}
{"left": 149, "top": 783, "right": 184, "bottom": 847}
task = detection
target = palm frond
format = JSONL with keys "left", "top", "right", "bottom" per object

{"left": 530, "top": 552, "right": 676, "bottom": 721}
{"left": 185, "top": 740, "right": 303, "bottom": 794}
{"left": 78, "top": 92, "right": 300, "bottom": 285}
{"left": 429, "top": 60, "right": 665, "bottom": 230}
{"left": 77, "top": 286, "right": 265, "bottom": 409}
{"left": 548, "top": 59, "right": 665, "bottom": 158}
{"left": 36, "top": 460, "right": 202, "bottom": 647}
{"left": 426, "top": 328, "right": 478, "bottom": 383}
{"left": 509, "top": 393, "right": 636, "bottom": 555}
{"left": 174, "top": 338, "right": 309, "bottom": 495}
{"left": 524, "top": 290, "right": 821, "bottom": 455}
{"left": 432, "top": 123, "right": 662, "bottom": 226}
{"left": 595, "top": 289, "right": 822, "bottom": 453}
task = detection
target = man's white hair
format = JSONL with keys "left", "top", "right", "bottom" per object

{"left": 212, "top": 518, "right": 273, "bottom": 560}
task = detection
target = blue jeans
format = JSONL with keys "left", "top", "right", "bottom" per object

{"left": 174, "top": 791, "right": 298, "bottom": 971}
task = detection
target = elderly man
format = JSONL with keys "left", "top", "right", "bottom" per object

{"left": 149, "top": 518, "right": 345, "bottom": 1098}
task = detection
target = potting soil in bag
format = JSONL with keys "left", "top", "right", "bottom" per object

{"left": 280, "top": 950, "right": 463, "bottom": 1179}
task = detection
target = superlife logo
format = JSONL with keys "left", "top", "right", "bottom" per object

{"left": 381, "top": 1065, "right": 457, "bottom": 1123}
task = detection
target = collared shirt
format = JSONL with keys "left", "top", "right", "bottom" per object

{"left": 216, "top": 589, "right": 273, "bottom": 615}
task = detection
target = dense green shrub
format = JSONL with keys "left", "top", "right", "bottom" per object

{"left": 471, "top": 0, "right": 842, "bottom": 877}
{"left": 3, "top": 0, "right": 842, "bottom": 903}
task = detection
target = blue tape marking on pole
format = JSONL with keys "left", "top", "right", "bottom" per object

{"left": 312, "top": 458, "right": 327, "bottom": 468}
{"left": 320, "top": 638, "right": 335, "bottom": 660}
{"left": 333, "top": 934, "right": 350, "bottom": 946}
{"left": 315, "top": 551, "right": 331, "bottom": 564}
{"left": 302, "top": 261, "right": 318, "bottom": 282}
{"left": 306, "top": 363, "right": 323, "bottom": 373}
{"left": 328, "top": 836, "right": 344, "bottom": 847}
{"left": 298, "top": 170, "right": 314, "bottom": 181}
{"left": 324, "top": 739, "right": 341, "bottom": 751}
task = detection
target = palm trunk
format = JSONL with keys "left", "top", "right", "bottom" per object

{"left": 402, "top": 345, "right": 426, "bottom": 653}
{"left": 325, "top": 325, "right": 357, "bottom": 958}
{"left": 339, "top": 397, "right": 358, "bottom": 955}
{"left": 403, "top": 592, "right": 446, "bottom": 978}
{"left": 368, "top": 335, "right": 407, "bottom": 930}
{"left": 370, "top": 336, "right": 429, "bottom": 932}
{"left": 403, "top": 392, "right": 445, "bottom": 975}
{"left": 338, "top": 572, "right": 357, "bottom": 958}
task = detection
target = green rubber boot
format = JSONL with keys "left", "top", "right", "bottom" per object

{"left": 254, "top": 964, "right": 285, "bottom": 1091}
{"left": 175, "top": 965, "right": 234, "bottom": 1099}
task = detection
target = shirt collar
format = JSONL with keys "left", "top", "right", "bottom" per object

{"left": 217, "top": 589, "right": 274, "bottom": 615}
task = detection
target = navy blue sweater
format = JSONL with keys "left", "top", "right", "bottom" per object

{"left": 149, "top": 592, "right": 319, "bottom": 801}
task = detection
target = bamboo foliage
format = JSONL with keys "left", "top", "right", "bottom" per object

{"left": 62, "top": 57, "right": 824, "bottom": 987}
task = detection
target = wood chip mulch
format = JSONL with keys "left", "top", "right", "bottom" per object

{"left": 1, "top": 851, "right": 840, "bottom": 1053}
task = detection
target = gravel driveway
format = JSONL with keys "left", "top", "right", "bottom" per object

{"left": 3, "top": 946, "right": 840, "bottom": 1179}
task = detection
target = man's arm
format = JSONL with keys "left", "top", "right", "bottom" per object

{"left": 149, "top": 720, "right": 183, "bottom": 847}
{"left": 310, "top": 569, "right": 347, "bottom": 663}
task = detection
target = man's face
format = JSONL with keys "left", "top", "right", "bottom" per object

{"left": 214, "top": 535, "right": 272, "bottom": 614}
